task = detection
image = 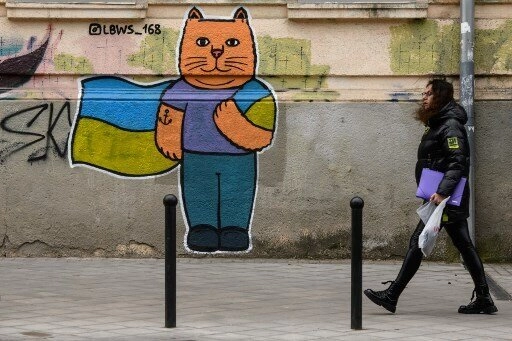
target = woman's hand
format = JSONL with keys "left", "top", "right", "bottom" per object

{"left": 430, "top": 193, "right": 448, "bottom": 205}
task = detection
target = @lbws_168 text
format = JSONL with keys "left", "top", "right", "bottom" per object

{"left": 89, "top": 23, "right": 162, "bottom": 35}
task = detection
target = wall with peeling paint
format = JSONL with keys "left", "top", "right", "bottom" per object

{"left": 1, "top": 1, "right": 511, "bottom": 261}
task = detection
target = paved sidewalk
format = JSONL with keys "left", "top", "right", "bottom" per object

{"left": 0, "top": 258, "right": 511, "bottom": 341}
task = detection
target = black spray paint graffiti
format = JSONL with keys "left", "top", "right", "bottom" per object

{"left": 0, "top": 101, "right": 72, "bottom": 164}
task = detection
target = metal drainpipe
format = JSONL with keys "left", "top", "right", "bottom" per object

{"left": 460, "top": 0, "right": 475, "bottom": 244}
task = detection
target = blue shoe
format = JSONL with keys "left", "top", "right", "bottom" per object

{"left": 219, "top": 226, "right": 249, "bottom": 251}
{"left": 186, "top": 225, "right": 219, "bottom": 252}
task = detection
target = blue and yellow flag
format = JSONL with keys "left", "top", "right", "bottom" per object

{"left": 70, "top": 76, "right": 179, "bottom": 177}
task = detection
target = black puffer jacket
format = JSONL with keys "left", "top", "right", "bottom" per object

{"left": 415, "top": 100, "right": 470, "bottom": 220}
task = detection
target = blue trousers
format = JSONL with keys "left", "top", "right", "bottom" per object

{"left": 181, "top": 151, "right": 256, "bottom": 229}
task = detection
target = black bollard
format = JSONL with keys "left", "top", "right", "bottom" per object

{"left": 350, "top": 196, "right": 364, "bottom": 330}
{"left": 163, "top": 194, "right": 178, "bottom": 328}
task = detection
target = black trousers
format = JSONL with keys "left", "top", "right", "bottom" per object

{"left": 394, "top": 219, "right": 487, "bottom": 291}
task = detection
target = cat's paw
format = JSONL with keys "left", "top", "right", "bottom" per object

{"left": 213, "top": 99, "right": 272, "bottom": 151}
{"left": 157, "top": 146, "right": 181, "bottom": 161}
{"left": 214, "top": 99, "right": 241, "bottom": 123}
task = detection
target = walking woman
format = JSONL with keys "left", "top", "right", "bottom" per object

{"left": 364, "top": 78, "right": 498, "bottom": 314}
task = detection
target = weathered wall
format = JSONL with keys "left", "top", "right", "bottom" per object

{"left": 0, "top": 0, "right": 511, "bottom": 260}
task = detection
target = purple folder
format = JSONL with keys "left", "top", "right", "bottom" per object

{"left": 416, "top": 168, "right": 467, "bottom": 206}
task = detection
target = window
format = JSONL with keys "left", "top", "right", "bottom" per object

{"left": 288, "top": 0, "right": 428, "bottom": 20}
{"left": 6, "top": 0, "right": 148, "bottom": 20}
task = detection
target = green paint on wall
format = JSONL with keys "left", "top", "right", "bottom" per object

{"left": 128, "top": 28, "right": 179, "bottom": 75}
{"left": 389, "top": 20, "right": 459, "bottom": 75}
{"left": 291, "top": 91, "right": 339, "bottom": 102}
{"left": 258, "top": 35, "right": 330, "bottom": 92}
{"left": 54, "top": 53, "right": 94, "bottom": 74}
{"left": 475, "top": 21, "right": 512, "bottom": 73}
{"left": 391, "top": 20, "right": 512, "bottom": 74}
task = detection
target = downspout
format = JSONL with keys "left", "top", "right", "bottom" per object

{"left": 460, "top": 0, "right": 475, "bottom": 243}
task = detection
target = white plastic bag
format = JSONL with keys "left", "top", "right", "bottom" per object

{"left": 418, "top": 196, "right": 450, "bottom": 257}
{"left": 416, "top": 201, "right": 437, "bottom": 224}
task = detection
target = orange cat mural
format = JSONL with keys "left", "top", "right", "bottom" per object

{"left": 156, "top": 7, "right": 277, "bottom": 252}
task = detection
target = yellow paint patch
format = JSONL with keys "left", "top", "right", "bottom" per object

{"left": 72, "top": 117, "right": 178, "bottom": 177}
{"left": 244, "top": 95, "right": 276, "bottom": 131}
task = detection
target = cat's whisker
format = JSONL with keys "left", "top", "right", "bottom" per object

{"left": 224, "top": 61, "right": 248, "bottom": 66}
{"left": 184, "top": 60, "right": 208, "bottom": 67}
{"left": 225, "top": 56, "right": 248, "bottom": 60}
{"left": 185, "top": 56, "right": 207, "bottom": 60}
{"left": 187, "top": 64, "right": 208, "bottom": 71}
{"left": 224, "top": 65, "right": 245, "bottom": 72}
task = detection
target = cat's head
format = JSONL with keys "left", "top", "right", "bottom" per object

{"left": 179, "top": 7, "right": 256, "bottom": 89}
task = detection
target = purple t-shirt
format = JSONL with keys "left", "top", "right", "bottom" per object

{"left": 161, "top": 79, "right": 246, "bottom": 154}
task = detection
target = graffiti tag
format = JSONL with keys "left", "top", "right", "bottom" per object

{"left": 0, "top": 101, "right": 72, "bottom": 163}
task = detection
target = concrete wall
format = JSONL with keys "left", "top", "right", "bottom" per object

{"left": 0, "top": 0, "right": 511, "bottom": 260}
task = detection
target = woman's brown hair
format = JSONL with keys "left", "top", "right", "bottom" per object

{"left": 416, "top": 78, "right": 454, "bottom": 124}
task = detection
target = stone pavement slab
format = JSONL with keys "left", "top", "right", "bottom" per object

{"left": 0, "top": 258, "right": 510, "bottom": 340}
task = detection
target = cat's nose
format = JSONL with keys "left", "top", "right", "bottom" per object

{"left": 211, "top": 47, "right": 224, "bottom": 59}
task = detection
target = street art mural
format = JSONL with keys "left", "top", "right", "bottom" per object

{"left": 0, "top": 26, "right": 55, "bottom": 95}
{"left": 70, "top": 77, "right": 177, "bottom": 176}
{"left": 127, "top": 27, "right": 332, "bottom": 100}
{"left": 69, "top": 7, "right": 278, "bottom": 253}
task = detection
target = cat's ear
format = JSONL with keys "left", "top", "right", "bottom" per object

{"left": 188, "top": 7, "right": 204, "bottom": 19}
{"left": 233, "top": 7, "right": 249, "bottom": 21}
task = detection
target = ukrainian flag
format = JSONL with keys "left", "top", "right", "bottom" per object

{"left": 70, "top": 76, "right": 179, "bottom": 177}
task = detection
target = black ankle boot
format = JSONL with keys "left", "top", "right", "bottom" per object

{"left": 458, "top": 285, "right": 498, "bottom": 314}
{"left": 364, "top": 281, "right": 403, "bottom": 313}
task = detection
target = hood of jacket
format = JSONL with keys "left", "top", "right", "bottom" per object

{"left": 428, "top": 100, "right": 468, "bottom": 127}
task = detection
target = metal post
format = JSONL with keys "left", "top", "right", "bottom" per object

{"left": 163, "top": 194, "right": 177, "bottom": 328}
{"left": 460, "top": 0, "right": 475, "bottom": 244}
{"left": 350, "top": 196, "right": 364, "bottom": 330}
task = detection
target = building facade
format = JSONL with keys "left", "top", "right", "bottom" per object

{"left": 0, "top": 0, "right": 511, "bottom": 260}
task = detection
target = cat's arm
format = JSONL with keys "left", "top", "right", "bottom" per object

{"left": 156, "top": 103, "right": 183, "bottom": 160}
{"left": 213, "top": 99, "right": 273, "bottom": 151}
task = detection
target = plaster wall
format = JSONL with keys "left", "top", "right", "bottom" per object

{"left": 0, "top": 1, "right": 511, "bottom": 260}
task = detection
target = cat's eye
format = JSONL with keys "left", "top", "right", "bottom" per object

{"left": 196, "top": 37, "right": 210, "bottom": 47}
{"left": 226, "top": 38, "right": 240, "bottom": 47}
